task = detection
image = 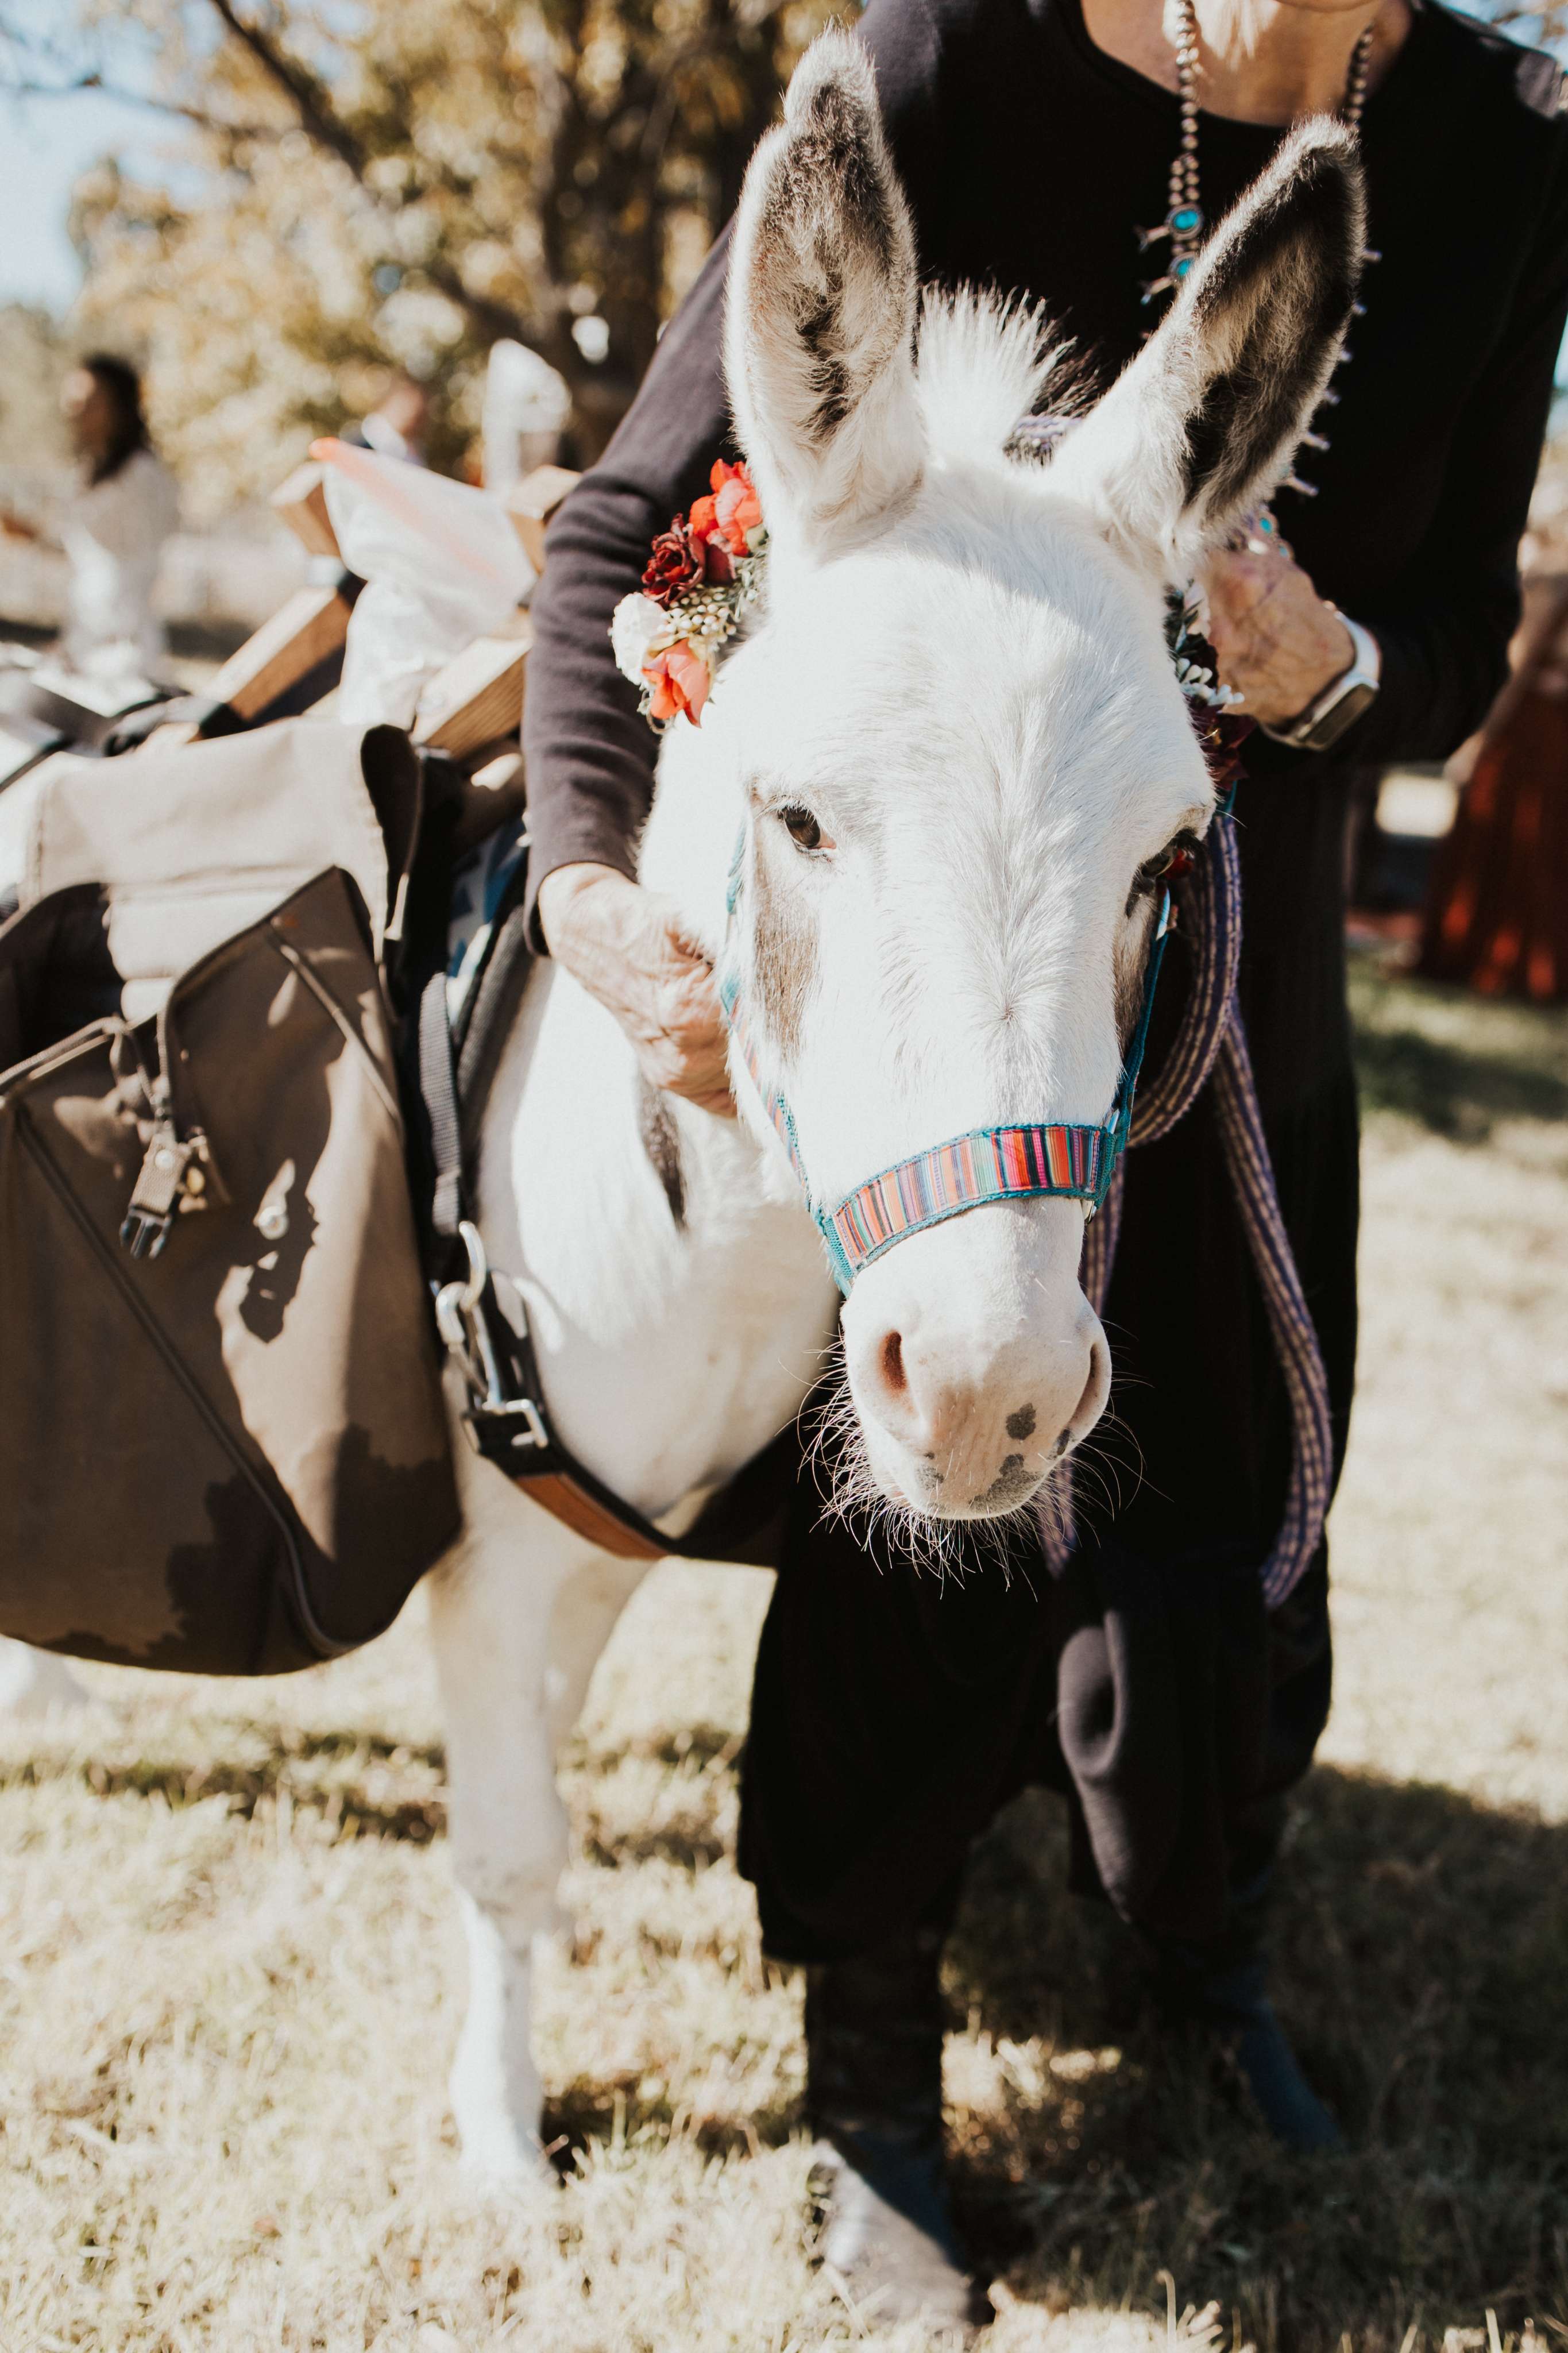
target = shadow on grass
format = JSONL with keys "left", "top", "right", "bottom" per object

{"left": 1347, "top": 959, "right": 1568, "bottom": 1142}
{"left": 543, "top": 1748, "right": 1568, "bottom": 2343}
{"left": 578, "top": 1823, "right": 729, "bottom": 1870}
{"left": 0, "top": 1743, "right": 447, "bottom": 1842}
{"left": 1352, "top": 1023, "right": 1568, "bottom": 1140}
{"left": 944, "top": 1768, "right": 1568, "bottom": 2351}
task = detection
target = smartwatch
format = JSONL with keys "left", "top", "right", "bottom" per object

{"left": 1261, "top": 615, "right": 1382, "bottom": 753}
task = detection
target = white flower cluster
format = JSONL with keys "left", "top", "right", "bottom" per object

{"left": 1175, "top": 653, "right": 1246, "bottom": 712}
{"left": 610, "top": 592, "right": 678, "bottom": 688}
{"left": 609, "top": 549, "right": 766, "bottom": 721}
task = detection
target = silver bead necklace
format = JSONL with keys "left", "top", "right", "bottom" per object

{"left": 1137, "top": 0, "right": 1378, "bottom": 506}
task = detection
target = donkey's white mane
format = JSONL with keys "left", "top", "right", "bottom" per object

{"left": 913, "top": 289, "right": 1067, "bottom": 474}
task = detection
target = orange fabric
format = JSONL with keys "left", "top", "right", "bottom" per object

{"left": 1420, "top": 682, "right": 1568, "bottom": 1003}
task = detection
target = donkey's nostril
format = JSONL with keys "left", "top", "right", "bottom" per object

{"left": 1068, "top": 1334, "right": 1111, "bottom": 1445}
{"left": 880, "top": 1331, "right": 907, "bottom": 1395}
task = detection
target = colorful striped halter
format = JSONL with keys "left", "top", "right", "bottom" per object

{"left": 718, "top": 835, "right": 1175, "bottom": 1296}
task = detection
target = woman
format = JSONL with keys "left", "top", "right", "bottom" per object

{"left": 1419, "top": 570, "right": 1568, "bottom": 1000}
{"left": 522, "top": 0, "right": 1568, "bottom": 2324}
{"left": 2, "top": 354, "right": 179, "bottom": 684}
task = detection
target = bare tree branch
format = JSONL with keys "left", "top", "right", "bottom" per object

{"left": 197, "top": 0, "right": 536, "bottom": 345}
{"left": 199, "top": 0, "right": 369, "bottom": 177}
{"left": 0, "top": 67, "right": 275, "bottom": 138}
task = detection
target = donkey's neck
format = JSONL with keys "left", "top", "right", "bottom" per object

{"left": 478, "top": 743, "right": 835, "bottom": 1530}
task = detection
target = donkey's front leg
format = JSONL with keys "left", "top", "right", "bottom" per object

{"left": 0, "top": 1639, "right": 88, "bottom": 1718}
{"left": 427, "top": 1475, "right": 646, "bottom": 2183}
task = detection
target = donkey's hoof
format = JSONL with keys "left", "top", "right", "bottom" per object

{"left": 0, "top": 1641, "right": 90, "bottom": 1720}
{"left": 456, "top": 2136, "right": 559, "bottom": 2199}
{"left": 810, "top": 2142, "right": 987, "bottom": 2339}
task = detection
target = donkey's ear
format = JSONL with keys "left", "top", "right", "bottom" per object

{"left": 1047, "top": 121, "right": 1364, "bottom": 568}
{"left": 725, "top": 29, "right": 923, "bottom": 550}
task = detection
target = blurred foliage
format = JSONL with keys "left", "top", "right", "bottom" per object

{"left": 1469, "top": 0, "right": 1568, "bottom": 47}
{"left": 0, "top": 0, "right": 831, "bottom": 515}
{"left": 0, "top": 304, "right": 72, "bottom": 471}
{"left": 0, "top": 0, "right": 1563, "bottom": 517}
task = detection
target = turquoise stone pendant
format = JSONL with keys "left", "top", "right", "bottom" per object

{"left": 1136, "top": 203, "right": 1205, "bottom": 253}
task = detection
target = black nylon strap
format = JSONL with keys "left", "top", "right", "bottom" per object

{"left": 6, "top": 677, "right": 174, "bottom": 754}
{"left": 418, "top": 969, "right": 466, "bottom": 1244}
{"left": 99, "top": 694, "right": 241, "bottom": 755}
{"left": 409, "top": 825, "right": 791, "bottom": 1571}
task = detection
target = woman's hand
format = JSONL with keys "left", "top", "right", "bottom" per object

{"left": 1202, "top": 537, "right": 1355, "bottom": 731}
{"left": 537, "top": 862, "right": 736, "bottom": 1117}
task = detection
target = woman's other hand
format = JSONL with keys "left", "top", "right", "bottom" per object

{"left": 1202, "top": 535, "right": 1355, "bottom": 731}
{"left": 537, "top": 862, "right": 736, "bottom": 1117}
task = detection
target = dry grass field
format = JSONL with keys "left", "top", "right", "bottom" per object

{"left": 0, "top": 952, "right": 1564, "bottom": 2353}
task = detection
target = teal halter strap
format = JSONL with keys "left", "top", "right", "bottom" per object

{"left": 719, "top": 831, "right": 1173, "bottom": 1295}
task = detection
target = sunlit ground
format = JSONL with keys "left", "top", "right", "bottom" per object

{"left": 0, "top": 955, "right": 1563, "bottom": 2351}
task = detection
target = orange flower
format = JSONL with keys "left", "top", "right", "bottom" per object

{"left": 643, "top": 638, "right": 712, "bottom": 726}
{"left": 709, "top": 459, "right": 763, "bottom": 555}
{"left": 685, "top": 491, "right": 735, "bottom": 585}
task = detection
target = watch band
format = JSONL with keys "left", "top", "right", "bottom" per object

{"left": 1261, "top": 615, "right": 1382, "bottom": 753}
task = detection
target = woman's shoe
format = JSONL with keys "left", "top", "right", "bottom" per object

{"left": 1197, "top": 1957, "right": 1342, "bottom": 2153}
{"left": 805, "top": 1925, "right": 988, "bottom": 2336}
{"left": 1158, "top": 1950, "right": 1342, "bottom": 2153}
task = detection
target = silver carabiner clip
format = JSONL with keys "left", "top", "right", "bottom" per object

{"left": 434, "top": 1221, "right": 549, "bottom": 1452}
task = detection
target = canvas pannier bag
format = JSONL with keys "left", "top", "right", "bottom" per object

{"left": 0, "top": 721, "right": 460, "bottom": 1675}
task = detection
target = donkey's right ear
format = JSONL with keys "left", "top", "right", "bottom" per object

{"left": 1047, "top": 119, "right": 1365, "bottom": 572}
{"left": 725, "top": 30, "right": 924, "bottom": 553}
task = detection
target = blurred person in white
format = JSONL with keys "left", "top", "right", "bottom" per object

{"left": 1, "top": 353, "right": 179, "bottom": 686}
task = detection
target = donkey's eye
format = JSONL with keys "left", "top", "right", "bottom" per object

{"left": 1132, "top": 831, "right": 1199, "bottom": 899}
{"left": 778, "top": 803, "right": 828, "bottom": 854}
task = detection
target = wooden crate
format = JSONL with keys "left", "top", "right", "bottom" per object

{"left": 207, "top": 581, "right": 352, "bottom": 722}
{"left": 412, "top": 620, "right": 532, "bottom": 760}
{"left": 269, "top": 461, "right": 341, "bottom": 562}
{"left": 504, "top": 466, "right": 580, "bottom": 574}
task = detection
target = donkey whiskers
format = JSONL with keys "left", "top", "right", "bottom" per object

{"left": 804, "top": 1341, "right": 1049, "bottom": 1585}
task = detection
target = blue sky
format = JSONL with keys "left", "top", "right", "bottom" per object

{"left": 0, "top": 83, "right": 171, "bottom": 312}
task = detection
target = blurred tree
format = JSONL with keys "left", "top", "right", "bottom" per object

{"left": 0, "top": 0, "right": 830, "bottom": 513}
{"left": 1470, "top": 0, "right": 1568, "bottom": 45}
{"left": 0, "top": 304, "right": 71, "bottom": 471}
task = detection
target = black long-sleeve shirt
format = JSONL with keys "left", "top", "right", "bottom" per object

{"left": 523, "top": 0, "right": 1568, "bottom": 942}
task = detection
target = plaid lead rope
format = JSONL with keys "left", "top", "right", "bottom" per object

{"left": 1041, "top": 814, "right": 1335, "bottom": 1608}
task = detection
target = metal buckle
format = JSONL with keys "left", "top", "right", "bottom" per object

{"left": 434, "top": 1220, "right": 550, "bottom": 1452}
{"left": 119, "top": 1205, "right": 175, "bottom": 1261}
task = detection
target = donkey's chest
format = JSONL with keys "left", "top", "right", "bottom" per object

{"left": 480, "top": 963, "right": 836, "bottom": 1527}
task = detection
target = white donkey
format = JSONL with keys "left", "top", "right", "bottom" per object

{"left": 428, "top": 29, "right": 1361, "bottom": 2181}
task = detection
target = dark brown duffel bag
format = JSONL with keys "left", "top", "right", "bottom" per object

{"left": 0, "top": 722, "right": 461, "bottom": 1674}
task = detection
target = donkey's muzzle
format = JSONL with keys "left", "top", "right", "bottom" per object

{"left": 840, "top": 1194, "right": 1110, "bottom": 1520}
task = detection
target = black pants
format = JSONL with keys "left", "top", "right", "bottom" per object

{"left": 737, "top": 1055, "right": 1358, "bottom": 1966}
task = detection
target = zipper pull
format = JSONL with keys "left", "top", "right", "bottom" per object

{"left": 119, "top": 1119, "right": 198, "bottom": 1260}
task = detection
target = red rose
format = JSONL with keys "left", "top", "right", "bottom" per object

{"left": 642, "top": 521, "right": 702, "bottom": 606}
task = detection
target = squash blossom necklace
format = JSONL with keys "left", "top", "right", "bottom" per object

{"left": 1138, "top": 0, "right": 1376, "bottom": 517}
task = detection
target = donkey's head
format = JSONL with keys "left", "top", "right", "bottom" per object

{"left": 694, "top": 31, "right": 1361, "bottom": 1528}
